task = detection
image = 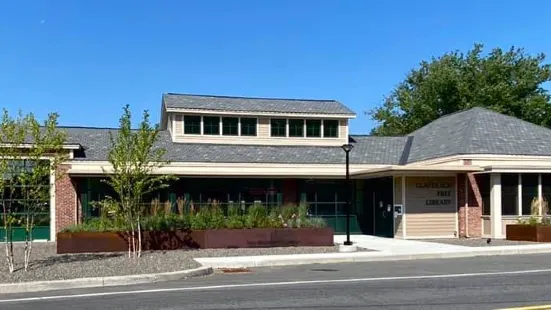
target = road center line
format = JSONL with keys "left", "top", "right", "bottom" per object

{"left": 2, "top": 268, "right": 551, "bottom": 303}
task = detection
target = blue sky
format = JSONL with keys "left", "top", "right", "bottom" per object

{"left": 1, "top": 0, "right": 550, "bottom": 134}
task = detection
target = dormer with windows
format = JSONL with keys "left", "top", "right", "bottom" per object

{"left": 160, "top": 93, "right": 356, "bottom": 146}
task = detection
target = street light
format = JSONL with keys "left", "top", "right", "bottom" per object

{"left": 341, "top": 143, "right": 354, "bottom": 246}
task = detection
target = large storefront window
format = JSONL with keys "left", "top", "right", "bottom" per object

{"left": 522, "top": 174, "right": 539, "bottom": 215}
{"left": 479, "top": 174, "right": 491, "bottom": 216}
{"left": 501, "top": 174, "right": 518, "bottom": 216}
{"left": 0, "top": 160, "right": 50, "bottom": 238}
{"left": 543, "top": 174, "right": 551, "bottom": 212}
{"left": 298, "top": 180, "right": 347, "bottom": 216}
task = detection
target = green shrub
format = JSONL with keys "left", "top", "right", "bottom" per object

{"left": 62, "top": 202, "right": 329, "bottom": 232}
{"left": 245, "top": 204, "right": 268, "bottom": 228}
{"left": 226, "top": 205, "right": 245, "bottom": 229}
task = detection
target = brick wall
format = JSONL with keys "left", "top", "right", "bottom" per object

{"left": 282, "top": 179, "right": 298, "bottom": 204}
{"left": 457, "top": 173, "right": 483, "bottom": 237}
{"left": 55, "top": 165, "right": 77, "bottom": 232}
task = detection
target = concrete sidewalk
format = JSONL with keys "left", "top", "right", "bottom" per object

{"left": 194, "top": 235, "right": 551, "bottom": 269}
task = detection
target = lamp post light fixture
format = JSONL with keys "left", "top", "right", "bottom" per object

{"left": 341, "top": 143, "right": 354, "bottom": 246}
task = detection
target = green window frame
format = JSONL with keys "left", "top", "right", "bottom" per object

{"left": 222, "top": 117, "right": 239, "bottom": 136}
{"left": 203, "top": 116, "right": 220, "bottom": 135}
{"left": 288, "top": 119, "right": 304, "bottom": 137}
{"left": 271, "top": 119, "right": 287, "bottom": 137}
{"left": 306, "top": 119, "right": 321, "bottom": 137}
{"left": 323, "top": 120, "right": 339, "bottom": 138}
{"left": 240, "top": 118, "right": 257, "bottom": 136}
{"left": 183, "top": 115, "right": 201, "bottom": 134}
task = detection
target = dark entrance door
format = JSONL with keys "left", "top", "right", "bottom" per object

{"left": 372, "top": 177, "right": 394, "bottom": 238}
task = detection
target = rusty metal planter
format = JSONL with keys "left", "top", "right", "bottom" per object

{"left": 505, "top": 224, "right": 551, "bottom": 242}
{"left": 57, "top": 228, "right": 334, "bottom": 254}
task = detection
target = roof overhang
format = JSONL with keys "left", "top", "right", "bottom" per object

{"left": 352, "top": 165, "right": 484, "bottom": 178}
{"left": 0, "top": 143, "right": 82, "bottom": 150}
{"left": 478, "top": 165, "right": 551, "bottom": 174}
{"left": 67, "top": 161, "right": 385, "bottom": 177}
{"left": 164, "top": 107, "right": 356, "bottom": 119}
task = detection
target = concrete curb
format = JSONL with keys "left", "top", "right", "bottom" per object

{"left": 194, "top": 246, "right": 551, "bottom": 268}
{"left": 0, "top": 266, "right": 213, "bottom": 294}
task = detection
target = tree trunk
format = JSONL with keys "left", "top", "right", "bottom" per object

{"left": 137, "top": 216, "right": 142, "bottom": 258}
{"left": 24, "top": 215, "right": 34, "bottom": 271}
{"left": 3, "top": 203, "right": 14, "bottom": 273}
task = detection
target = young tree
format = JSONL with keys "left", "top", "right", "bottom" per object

{"left": 20, "top": 113, "right": 67, "bottom": 271}
{"left": 0, "top": 110, "right": 28, "bottom": 273}
{"left": 369, "top": 44, "right": 551, "bottom": 136}
{"left": 103, "top": 105, "right": 175, "bottom": 258}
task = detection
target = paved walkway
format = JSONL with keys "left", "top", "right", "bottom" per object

{"left": 334, "top": 235, "right": 467, "bottom": 254}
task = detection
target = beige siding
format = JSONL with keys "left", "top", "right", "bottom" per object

{"left": 258, "top": 118, "right": 270, "bottom": 137}
{"left": 174, "top": 115, "right": 183, "bottom": 135}
{"left": 167, "top": 114, "right": 173, "bottom": 135}
{"left": 482, "top": 217, "right": 491, "bottom": 236}
{"left": 405, "top": 176, "right": 457, "bottom": 238}
{"left": 339, "top": 119, "right": 348, "bottom": 139}
{"left": 171, "top": 113, "right": 349, "bottom": 146}
{"left": 394, "top": 177, "right": 404, "bottom": 238}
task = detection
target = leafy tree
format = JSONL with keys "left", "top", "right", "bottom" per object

{"left": 0, "top": 110, "right": 67, "bottom": 272}
{"left": 20, "top": 113, "right": 67, "bottom": 271}
{"left": 368, "top": 44, "right": 551, "bottom": 136}
{"left": 0, "top": 110, "right": 27, "bottom": 273}
{"left": 102, "top": 105, "right": 176, "bottom": 258}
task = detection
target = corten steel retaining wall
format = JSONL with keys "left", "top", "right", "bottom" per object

{"left": 57, "top": 228, "right": 334, "bottom": 254}
{"left": 506, "top": 225, "right": 551, "bottom": 242}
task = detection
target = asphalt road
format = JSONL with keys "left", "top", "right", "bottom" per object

{"left": 3, "top": 254, "right": 551, "bottom": 309}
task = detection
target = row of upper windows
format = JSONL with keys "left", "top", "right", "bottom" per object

{"left": 177, "top": 115, "right": 340, "bottom": 138}
{"left": 181, "top": 115, "right": 257, "bottom": 136}
{"left": 270, "top": 119, "right": 339, "bottom": 138}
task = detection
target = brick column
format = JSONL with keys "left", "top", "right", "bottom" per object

{"left": 282, "top": 179, "right": 298, "bottom": 205}
{"left": 457, "top": 173, "right": 483, "bottom": 238}
{"left": 55, "top": 165, "right": 78, "bottom": 233}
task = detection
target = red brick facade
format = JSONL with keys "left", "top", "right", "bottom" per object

{"left": 282, "top": 179, "right": 298, "bottom": 204}
{"left": 55, "top": 165, "right": 77, "bottom": 233}
{"left": 457, "top": 173, "right": 483, "bottom": 237}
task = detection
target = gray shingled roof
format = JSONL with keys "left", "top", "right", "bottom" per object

{"left": 62, "top": 106, "right": 551, "bottom": 166}
{"left": 405, "top": 107, "right": 551, "bottom": 163}
{"left": 63, "top": 127, "right": 405, "bottom": 165}
{"left": 162, "top": 93, "right": 356, "bottom": 116}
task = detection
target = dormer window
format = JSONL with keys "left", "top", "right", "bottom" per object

{"left": 203, "top": 116, "right": 220, "bottom": 135}
{"left": 240, "top": 118, "right": 257, "bottom": 136}
{"left": 271, "top": 119, "right": 287, "bottom": 137}
{"left": 323, "top": 120, "right": 339, "bottom": 138}
{"left": 289, "top": 119, "right": 305, "bottom": 137}
{"left": 184, "top": 115, "right": 201, "bottom": 134}
{"left": 222, "top": 117, "right": 239, "bottom": 136}
{"left": 306, "top": 120, "right": 321, "bottom": 137}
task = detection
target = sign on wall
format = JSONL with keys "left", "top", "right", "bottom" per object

{"left": 415, "top": 181, "right": 453, "bottom": 206}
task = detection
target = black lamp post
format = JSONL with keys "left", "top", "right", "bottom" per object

{"left": 341, "top": 143, "right": 354, "bottom": 246}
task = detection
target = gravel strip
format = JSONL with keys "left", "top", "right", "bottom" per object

{"left": 417, "top": 238, "right": 538, "bottom": 247}
{"left": 0, "top": 243, "right": 366, "bottom": 283}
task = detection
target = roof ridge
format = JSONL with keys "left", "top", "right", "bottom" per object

{"left": 164, "top": 92, "right": 338, "bottom": 103}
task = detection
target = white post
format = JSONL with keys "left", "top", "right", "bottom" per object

{"left": 49, "top": 165, "right": 56, "bottom": 242}
{"left": 402, "top": 176, "right": 406, "bottom": 238}
{"left": 518, "top": 174, "right": 522, "bottom": 216}
{"left": 490, "top": 173, "right": 502, "bottom": 238}
{"left": 538, "top": 174, "right": 543, "bottom": 216}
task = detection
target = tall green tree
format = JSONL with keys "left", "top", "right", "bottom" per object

{"left": 102, "top": 105, "right": 175, "bottom": 258}
{"left": 0, "top": 110, "right": 67, "bottom": 272}
{"left": 0, "top": 110, "right": 27, "bottom": 273}
{"left": 369, "top": 44, "right": 551, "bottom": 136}
{"left": 21, "top": 113, "right": 67, "bottom": 271}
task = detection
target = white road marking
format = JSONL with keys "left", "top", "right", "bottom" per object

{"left": 2, "top": 268, "right": 551, "bottom": 303}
